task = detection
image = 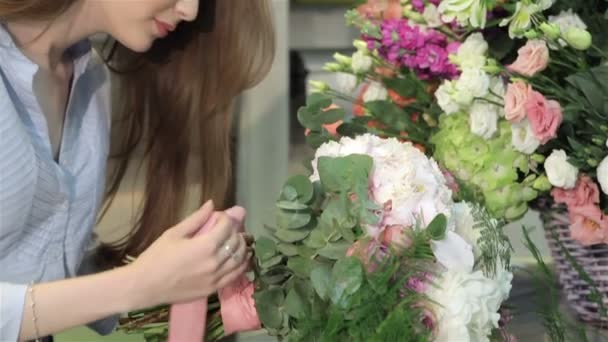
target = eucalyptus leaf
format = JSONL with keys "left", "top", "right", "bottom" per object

{"left": 284, "top": 175, "right": 314, "bottom": 204}
{"left": 310, "top": 264, "right": 333, "bottom": 300}
{"left": 276, "top": 243, "right": 299, "bottom": 257}
{"left": 287, "top": 257, "right": 313, "bottom": 278}
{"left": 427, "top": 214, "right": 448, "bottom": 240}
{"left": 281, "top": 185, "right": 298, "bottom": 202}
{"left": 320, "top": 108, "right": 346, "bottom": 124}
{"left": 330, "top": 257, "right": 364, "bottom": 307}
{"left": 337, "top": 122, "right": 369, "bottom": 137}
{"left": 304, "top": 229, "right": 329, "bottom": 249}
{"left": 274, "top": 228, "right": 311, "bottom": 243}
{"left": 255, "top": 237, "right": 277, "bottom": 261}
{"left": 284, "top": 288, "right": 307, "bottom": 319}
{"left": 260, "top": 255, "right": 284, "bottom": 269}
{"left": 296, "top": 245, "right": 317, "bottom": 259}
{"left": 318, "top": 241, "right": 351, "bottom": 260}
{"left": 276, "top": 201, "right": 309, "bottom": 210}
{"left": 254, "top": 289, "right": 285, "bottom": 329}
{"left": 277, "top": 211, "right": 312, "bottom": 229}
{"left": 306, "top": 92, "right": 333, "bottom": 111}
{"left": 305, "top": 131, "right": 331, "bottom": 149}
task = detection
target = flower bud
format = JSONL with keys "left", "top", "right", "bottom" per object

{"left": 539, "top": 22, "right": 561, "bottom": 40}
{"left": 564, "top": 27, "right": 592, "bottom": 51}
{"left": 309, "top": 80, "right": 330, "bottom": 93}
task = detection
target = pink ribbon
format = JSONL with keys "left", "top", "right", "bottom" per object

{"left": 168, "top": 206, "right": 261, "bottom": 342}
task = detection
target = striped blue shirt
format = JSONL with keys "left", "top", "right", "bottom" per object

{"left": 0, "top": 25, "right": 113, "bottom": 340}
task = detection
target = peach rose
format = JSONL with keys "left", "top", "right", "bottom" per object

{"left": 569, "top": 204, "right": 608, "bottom": 246}
{"left": 525, "top": 90, "right": 563, "bottom": 144}
{"left": 552, "top": 175, "right": 600, "bottom": 208}
{"left": 357, "top": 0, "right": 402, "bottom": 20}
{"left": 504, "top": 81, "right": 532, "bottom": 123}
{"left": 507, "top": 40, "right": 550, "bottom": 77}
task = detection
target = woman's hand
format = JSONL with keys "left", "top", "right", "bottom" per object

{"left": 130, "top": 201, "right": 253, "bottom": 307}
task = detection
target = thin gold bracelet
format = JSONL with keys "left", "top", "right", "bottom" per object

{"left": 28, "top": 282, "right": 41, "bottom": 342}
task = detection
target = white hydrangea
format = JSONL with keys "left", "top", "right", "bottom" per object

{"left": 427, "top": 269, "right": 513, "bottom": 342}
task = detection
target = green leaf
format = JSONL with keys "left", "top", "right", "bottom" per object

{"left": 488, "top": 29, "right": 516, "bottom": 61}
{"left": 318, "top": 241, "right": 351, "bottom": 260}
{"left": 276, "top": 201, "right": 309, "bottom": 210}
{"left": 365, "top": 100, "right": 408, "bottom": 131}
{"left": 330, "top": 257, "right": 364, "bottom": 307}
{"left": 310, "top": 264, "right": 333, "bottom": 300}
{"left": 284, "top": 288, "right": 307, "bottom": 319}
{"left": 305, "top": 131, "right": 330, "bottom": 149}
{"left": 566, "top": 66, "right": 608, "bottom": 114}
{"left": 255, "top": 237, "right": 277, "bottom": 261}
{"left": 317, "top": 155, "right": 373, "bottom": 193}
{"left": 254, "top": 289, "right": 285, "bottom": 329}
{"left": 284, "top": 175, "right": 315, "bottom": 204}
{"left": 304, "top": 229, "right": 329, "bottom": 249}
{"left": 306, "top": 93, "right": 332, "bottom": 111}
{"left": 276, "top": 243, "right": 299, "bottom": 257}
{"left": 260, "top": 255, "right": 284, "bottom": 269}
{"left": 274, "top": 228, "right": 311, "bottom": 243}
{"left": 281, "top": 185, "right": 298, "bottom": 202}
{"left": 427, "top": 214, "right": 448, "bottom": 240}
{"left": 337, "top": 122, "right": 369, "bottom": 137}
{"left": 320, "top": 108, "right": 346, "bottom": 124}
{"left": 287, "top": 256, "right": 313, "bottom": 278}
{"left": 296, "top": 245, "right": 317, "bottom": 259}
{"left": 277, "top": 211, "right": 312, "bottom": 229}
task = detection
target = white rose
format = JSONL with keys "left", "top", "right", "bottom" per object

{"left": 423, "top": 4, "right": 443, "bottom": 28}
{"left": 363, "top": 82, "right": 388, "bottom": 102}
{"left": 597, "top": 156, "right": 608, "bottom": 195}
{"left": 336, "top": 73, "right": 358, "bottom": 94}
{"left": 544, "top": 150, "right": 579, "bottom": 189}
{"left": 456, "top": 32, "right": 489, "bottom": 69}
{"left": 435, "top": 80, "right": 461, "bottom": 114}
{"left": 511, "top": 120, "right": 541, "bottom": 155}
{"left": 549, "top": 9, "right": 587, "bottom": 47}
{"left": 470, "top": 101, "right": 498, "bottom": 140}
{"left": 456, "top": 68, "right": 490, "bottom": 104}
{"left": 351, "top": 50, "right": 373, "bottom": 74}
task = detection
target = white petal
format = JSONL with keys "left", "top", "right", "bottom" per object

{"left": 431, "top": 231, "right": 474, "bottom": 273}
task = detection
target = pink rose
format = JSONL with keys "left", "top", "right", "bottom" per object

{"left": 507, "top": 40, "right": 550, "bottom": 77}
{"left": 568, "top": 205, "right": 608, "bottom": 246}
{"left": 525, "top": 90, "right": 563, "bottom": 144}
{"left": 552, "top": 175, "right": 600, "bottom": 208}
{"left": 380, "top": 224, "right": 414, "bottom": 253}
{"left": 504, "top": 81, "right": 532, "bottom": 123}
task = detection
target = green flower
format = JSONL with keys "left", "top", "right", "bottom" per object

{"left": 563, "top": 27, "right": 592, "bottom": 51}
{"left": 500, "top": 0, "right": 554, "bottom": 38}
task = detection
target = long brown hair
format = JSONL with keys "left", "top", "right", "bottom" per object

{"left": 0, "top": 0, "right": 276, "bottom": 265}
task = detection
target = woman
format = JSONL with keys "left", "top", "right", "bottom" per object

{"left": 0, "top": 0, "right": 275, "bottom": 341}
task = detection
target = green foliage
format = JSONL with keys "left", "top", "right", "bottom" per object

{"left": 470, "top": 204, "right": 513, "bottom": 278}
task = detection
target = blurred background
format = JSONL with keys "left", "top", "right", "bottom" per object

{"left": 58, "top": 1, "right": 562, "bottom": 341}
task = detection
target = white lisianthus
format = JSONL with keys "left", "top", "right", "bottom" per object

{"left": 351, "top": 50, "right": 373, "bottom": 74}
{"left": 500, "top": 0, "right": 555, "bottom": 38}
{"left": 435, "top": 80, "right": 461, "bottom": 115}
{"left": 423, "top": 4, "right": 443, "bottom": 28}
{"left": 549, "top": 9, "right": 587, "bottom": 47}
{"left": 431, "top": 231, "right": 475, "bottom": 273}
{"left": 511, "top": 120, "right": 541, "bottom": 154}
{"left": 439, "top": 0, "right": 489, "bottom": 28}
{"left": 456, "top": 68, "right": 491, "bottom": 105}
{"left": 336, "top": 73, "right": 358, "bottom": 94}
{"left": 428, "top": 269, "right": 513, "bottom": 342}
{"left": 470, "top": 101, "right": 498, "bottom": 140}
{"left": 597, "top": 156, "right": 608, "bottom": 195}
{"left": 363, "top": 82, "right": 388, "bottom": 102}
{"left": 455, "top": 33, "right": 489, "bottom": 69}
{"left": 544, "top": 149, "right": 579, "bottom": 189}
{"left": 488, "top": 77, "right": 506, "bottom": 117}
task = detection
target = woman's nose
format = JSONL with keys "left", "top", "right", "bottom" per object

{"left": 175, "top": 0, "right": 199, "bottom": 22}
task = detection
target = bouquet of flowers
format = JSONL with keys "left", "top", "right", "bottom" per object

{"left": 120, "top": 134, "right": 514, "bottom": 342}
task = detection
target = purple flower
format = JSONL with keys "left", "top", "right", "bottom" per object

{"left": 363, "top": 18, "right": 459, "bottom": 80}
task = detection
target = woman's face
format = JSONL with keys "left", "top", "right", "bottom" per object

{"left": 100, "top": 0, "right": 200, "bottom": 52}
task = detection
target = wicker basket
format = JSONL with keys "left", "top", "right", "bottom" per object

{"left": 538, "top": 199, "right": 608, "bottom": 327}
